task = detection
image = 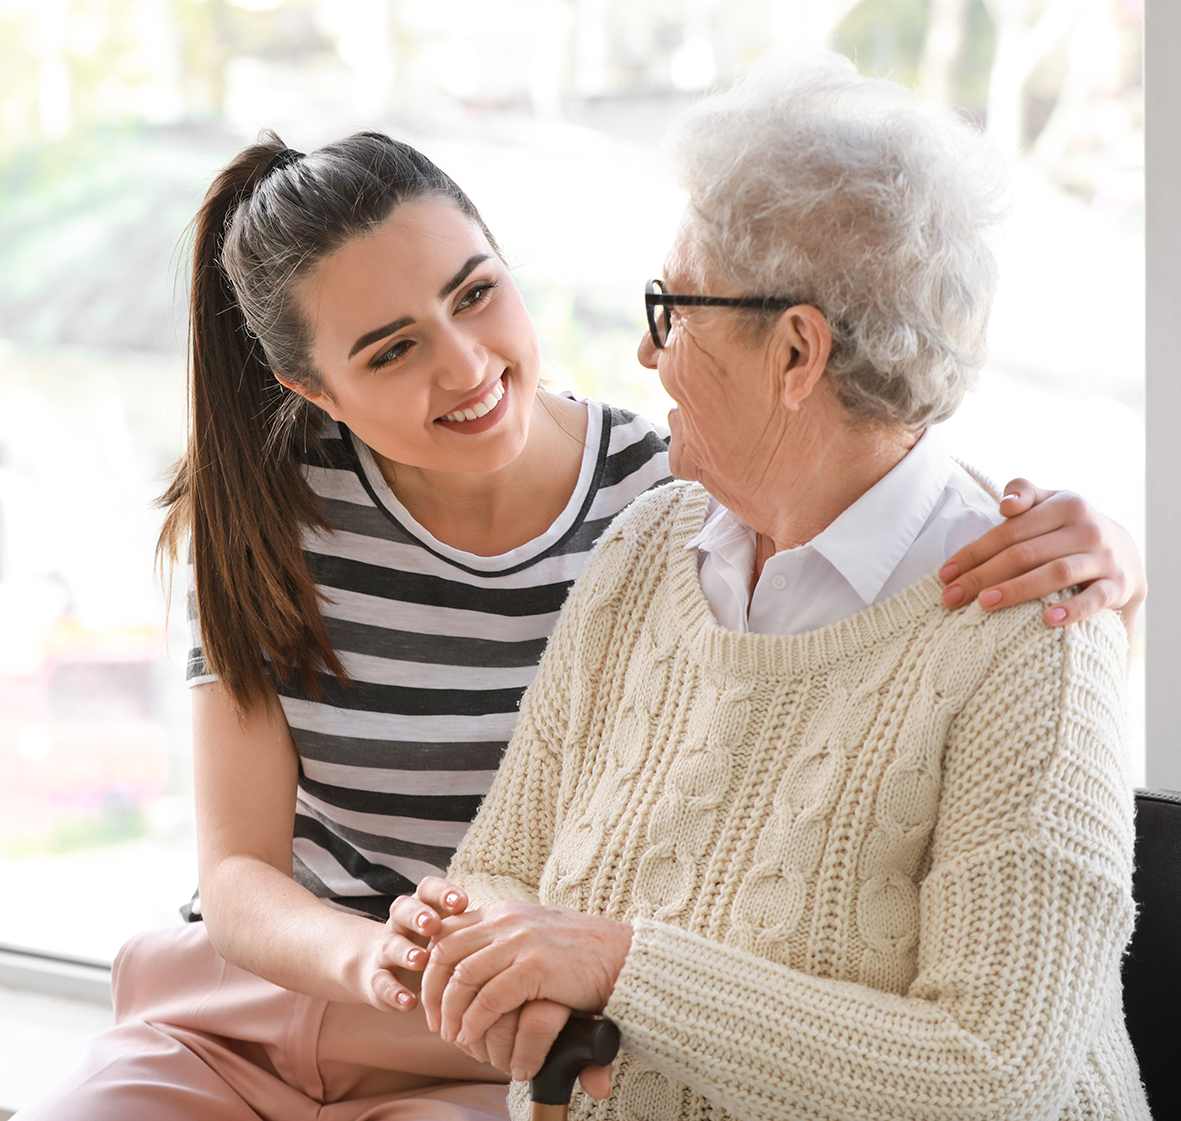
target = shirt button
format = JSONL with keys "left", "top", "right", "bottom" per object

{"left": 771, "top": 575, "right": 787, "bottom": 591}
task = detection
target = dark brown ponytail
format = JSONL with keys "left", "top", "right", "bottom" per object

{"left": 158, "top": 130, "right": 498, "bottom": 710}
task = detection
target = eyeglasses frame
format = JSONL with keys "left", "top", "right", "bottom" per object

{"left": 644, "top": 278, "right": 802, "bottom": 349}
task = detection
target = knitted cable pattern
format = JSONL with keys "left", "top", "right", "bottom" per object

{"left": 449, "top": 481, "right": 1148, "bottom": 1121}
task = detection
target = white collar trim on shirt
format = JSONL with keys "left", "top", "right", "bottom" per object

{"left": 686, "top": 427, "right": 954, "bottom": 607}
{"left": 686, "top": 499, "right": 754, "bottom": 555}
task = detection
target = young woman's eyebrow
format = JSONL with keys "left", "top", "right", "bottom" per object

{"left": 438, "top": 254, "right": 492, "bottom": 298}
{"left": 349, "top": 316, "right": 414, "bottom": 360}
{"left": 347, "top": 255, "right": 493, "bottom": 359}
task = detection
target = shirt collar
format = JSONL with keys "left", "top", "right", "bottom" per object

{"left": 686, "top": 496, "right": 753, "bottom": 555}
{"left": 685, "top": 428, "right": 954, "bottom": 607}
{"left": 808, "top": 427, "right": 951, "bottom": 605}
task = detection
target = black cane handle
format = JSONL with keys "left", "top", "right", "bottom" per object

{"left": 530, "top": 1016, "right": 621, "bottom": 1106}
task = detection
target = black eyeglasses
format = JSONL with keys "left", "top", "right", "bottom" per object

{"left": 644, "top": 278, "right": 801, "bottom": 349}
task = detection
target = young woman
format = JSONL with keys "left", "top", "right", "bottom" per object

{"left": 13, "top": 130, "right": 1144, "bottom": 1121}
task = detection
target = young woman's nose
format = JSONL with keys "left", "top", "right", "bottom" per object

{"left": 435, "top": 327, "right": 488, "bottom": 390}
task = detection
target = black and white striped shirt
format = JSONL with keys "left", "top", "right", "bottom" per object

{"left": 188, "top": 399, "right": 671, "bottom": 919}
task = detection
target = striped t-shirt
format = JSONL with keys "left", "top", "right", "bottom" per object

{"left": 187, "top": 398, "right": 671, "bottom": 920}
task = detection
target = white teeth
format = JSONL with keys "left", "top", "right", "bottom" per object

{"left": 442, "top": 378, "right": 504, "bottom": 423}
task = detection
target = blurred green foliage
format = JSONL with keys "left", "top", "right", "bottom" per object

{"left": 0, "top": 123, "right": 231, "bottom": 352}
{"left": 833, "top": 0, "right": 997, "bottom": 111}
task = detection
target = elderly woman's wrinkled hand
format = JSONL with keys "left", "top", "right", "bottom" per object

{"left": 939, "top": 478, "right": 1145, "bottom": 642}
{"left": 415, "top": 894, "right": 632, "bottom": 1080}
{"left": 450, "top": 999, "right": 615, "bottom": 1098}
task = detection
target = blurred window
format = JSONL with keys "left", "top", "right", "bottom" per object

{"left": 0, "top": 0, "right": 1145, "bottom": 964}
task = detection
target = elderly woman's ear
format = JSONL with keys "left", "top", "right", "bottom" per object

{"left": 769, "top": 305, "right": 833, "bottom": 411}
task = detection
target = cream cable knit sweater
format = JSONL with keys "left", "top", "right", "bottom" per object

{"left": 448, "top": 482, "right": 1149, "bottom": 1121}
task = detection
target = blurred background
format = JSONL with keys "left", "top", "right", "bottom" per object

{"left": 0, "top": 0, "right": 1144, "bottom": 965}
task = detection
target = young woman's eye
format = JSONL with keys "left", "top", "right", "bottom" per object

{"left": 371, "top": 339, "right": 414, "bottom": 369}
{"left": 456, "top": 280, "right": 497, "bottom": 312}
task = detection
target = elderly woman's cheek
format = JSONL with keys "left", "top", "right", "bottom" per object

{"left": 665, "top": 408, "right": 697, "bottom": 482}
{"left": 658, "top": 348, "right": 697, "bottom": 479}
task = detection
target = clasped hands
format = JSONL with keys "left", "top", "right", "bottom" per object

{"left": 376, "top": 876, "right": 633, "bottom": 1096}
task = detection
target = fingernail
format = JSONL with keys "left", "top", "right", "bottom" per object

{"left": 939, "top": 562, "right": 961, "bottom": 582}
{"left": 1047, "top": 606, "right": 1068, "bottom": 624}
{"left": 979, "top": 588, "right": 1003, "bottom": 608}
{"left": 408, "top": 947, "right": 425, "bottom": 965}
{"left": 396, "top": 991, "right": 413, "bottom": 1008}
{"left": 512, "top": 1068, "right": 528, "bottom": 1083}
{"left": 416, "top": 912, "right": 430, "bottom": 929}
{"left": 1001, "top": 490, "right": 1021, "bottom": 503}
{"left": 942, "top": 585, "right": 965, "bottom": 608}
{"left": 444, "top": 891, "right": 460, "bottom": 908}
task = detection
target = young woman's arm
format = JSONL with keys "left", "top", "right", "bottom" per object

{"left": 192, "top": 680, "right": 418, "bottom": 1011}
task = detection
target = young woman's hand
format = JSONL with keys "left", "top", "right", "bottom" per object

{"left": 356, "top": 925, "right": 428, "bottom": 1013}
{"left": 939, "top": 479, "right": 1145, "bottom": 641}
{"left": 374, "top": 876, "right": 472, "bottom": 1011}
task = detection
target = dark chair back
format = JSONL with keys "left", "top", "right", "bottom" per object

{"left": 1123, "top": 788, "right": 1181, "bottom": 1119}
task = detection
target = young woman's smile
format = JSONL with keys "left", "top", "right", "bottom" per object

{"left": 292, "top": 197, "right": 541, "bottom": 476}
{"left": 436, "top": 371, "right": 508, "bottom": 430}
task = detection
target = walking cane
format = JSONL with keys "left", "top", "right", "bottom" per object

{"left": 530, "top": 1016, "right": 620, "bottom": 1121}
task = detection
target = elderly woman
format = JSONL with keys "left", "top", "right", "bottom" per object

{"left": 387, "top": 59, "right": 1149, "bottom": 1121}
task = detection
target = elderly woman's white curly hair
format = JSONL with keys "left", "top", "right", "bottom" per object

{"left": 672, "top": 55, "right": 1008, "bottom": 429}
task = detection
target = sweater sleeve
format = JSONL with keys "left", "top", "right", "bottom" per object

{"left": 446, "top": 511, "right": 636, "bottom": 910}
{"left": 603, "top": 607, "right": 1141, "bottom": 1121}
{"left": 444, "top": 678, "right": 565, "bottom": 910}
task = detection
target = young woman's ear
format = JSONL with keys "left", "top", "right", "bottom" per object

{"left": 769, "top": 305, "right": 832, "bottom": 411}
{"left": 274, "top": 374, "right": 339, "bottom": 420}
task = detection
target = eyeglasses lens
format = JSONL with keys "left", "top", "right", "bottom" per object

{"left": 646, "top": 280, "right": 668, "bottom": 349}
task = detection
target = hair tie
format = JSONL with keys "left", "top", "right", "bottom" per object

{"left": 261, "top": 147, "right": 305, "bottom": 181}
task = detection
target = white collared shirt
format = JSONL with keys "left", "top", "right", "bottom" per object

{"left": 688, "top": 428, "right": 1004, "bottom": 636}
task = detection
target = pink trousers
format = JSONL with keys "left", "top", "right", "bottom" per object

{"left": 13, "top": 923, "right": 510, "bottom": 1121}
